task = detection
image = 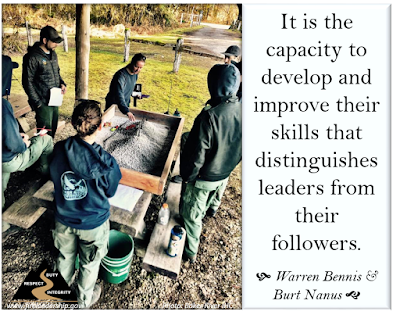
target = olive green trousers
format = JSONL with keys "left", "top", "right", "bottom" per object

{"left": 53, "top": 220, "right": 109, "bottom": 308}
{"left": 2, "top": 135, "right": 53, "bottom": 232}
{"left": 180, "top": 178, "right": 228, "bottom": 257}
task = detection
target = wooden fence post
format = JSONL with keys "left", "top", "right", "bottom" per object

{"left": 124, "top": 28, "right": 130, "bottom": 62}
{"left": 180, "top": 13, "right": 183, "bottom": 24}
{"left": 26, "top": 21, "right": 33, "bottom": 47}
{"left": 190, "top": 14, "right": 193, "bottom": 27}
{"left": 62, "top": 25, "right": 68, "bottom": 52}
{"left": 173, "top": 38, "right": 184, "bottom": 73}
{"left": 238, "top": 21, "right": 242, "bottom": 31}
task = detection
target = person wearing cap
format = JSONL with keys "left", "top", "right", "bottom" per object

{"left": 105, "top": 53, "right": 146, "bottom": 121}
{"left": 222, "top": 45, "right": 242, "bottom": 100}
{"left": 22, "top": 25, "right": 67, "bottom": 138}
{"left": 179, "top": 63, "right": 242, "bottom": 262}
{"left": 2, "top": 55, "right": 53, "bottom": 242}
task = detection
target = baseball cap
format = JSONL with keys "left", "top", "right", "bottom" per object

{"left": 40, "top": 26, "right": 63, "bottom": 43}
{"left": 222, "top": 45, "right": 241, "bottom": 57}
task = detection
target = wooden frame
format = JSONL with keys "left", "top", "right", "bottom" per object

{"left": 101, "top": 105, "right": 184, "bottom": 195}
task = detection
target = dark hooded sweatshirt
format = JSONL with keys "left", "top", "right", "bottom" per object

{"left": 180, "top": 64, "right": 242, "bottom": 182}
{"left": 50, "top": 136, "right": 122, "bottom": 230}
{"left": 2, "top": 56, "right": 26, "bottom": 162}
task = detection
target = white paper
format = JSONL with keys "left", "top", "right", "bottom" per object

{"left": 48, "top": 87, "right": 63, "bottom": 106}
{"left": 108, "top": 184, "right": 143, "bottom": 212}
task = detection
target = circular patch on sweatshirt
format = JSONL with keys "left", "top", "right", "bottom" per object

{"left": 61, "top": 171, "right": 87, "bottom": 200}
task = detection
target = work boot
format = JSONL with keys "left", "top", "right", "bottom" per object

{"left": 79, "top": 283, "right": 102, "bottom": 309}
{"left": 206, "top": 208, "right": 217, "bottom": 217}
{"left": 171, "top": 175, "right": 183, "bottom": 183}
{"left": 183, "top": 251, "right": 196, "bottom": 263}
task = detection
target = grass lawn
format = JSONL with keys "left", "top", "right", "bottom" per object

{"left": 9, "top": 35, "right": 221, "bottom": 132}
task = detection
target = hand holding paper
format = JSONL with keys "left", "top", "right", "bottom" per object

{"left": 48, "top": 87, "right": 63, "bottom": 106}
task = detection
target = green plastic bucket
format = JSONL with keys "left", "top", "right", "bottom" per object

{"left": 100, "top": 230, "right": 134, "bottom": 284}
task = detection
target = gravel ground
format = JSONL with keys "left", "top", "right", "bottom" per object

{"left": 2, "top": 113, "right": 242, "bottom": 310}
{"left": 96, "top": 116, "right": 174, "bottom": 175}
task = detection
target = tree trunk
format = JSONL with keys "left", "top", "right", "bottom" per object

{"left": 75, "top": 4, "right": 91, "bottom": 102}
{"left": 62, "top": 25, "right": 68, "bottom": 52}
{"left": 173, "top": 38, "right": 184, "bottom": 73}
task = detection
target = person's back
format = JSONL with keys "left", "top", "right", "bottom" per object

{"left": 50, "top": 100, "right": 121, "bottom": 309}
{"left": 195, "top": 97, "right": 241, "bottom": 181}
{"left": 181, "top": 63, "right": 242, "bottom": 183}
{"left": 179, "top": 63, "right": 241, "bottom": 262}
{"left": 50, "top": 134, "right": 120, "bottom": 229}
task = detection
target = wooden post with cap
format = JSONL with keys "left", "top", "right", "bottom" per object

{"left": 173, "top": 38, "right": 184, "bottom": 73}
{"left": 124, "top": 28, "right": 130, "bottom": 62}
{"left": 26, "top": 21, "right": 33, "bottom": 47}
{"left": 62, "top": 25, "right": 68, "bottom": 52}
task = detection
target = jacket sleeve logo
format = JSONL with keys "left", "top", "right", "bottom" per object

{"left": 61, "top": 171, "right": 87, "bottom": 200}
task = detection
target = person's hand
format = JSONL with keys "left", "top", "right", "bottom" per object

{"left": 127, "top": 112, "right": 135, "bottom": 121}
{"left": 21, "top": 133, "right": 31, "bottom": 147}
{"left": 61, "top": 84, "right": 67, "bottom": 95}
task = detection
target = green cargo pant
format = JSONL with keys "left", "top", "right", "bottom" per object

{"left": 180, "top": 178, "right": 228, "bottom": 257}
{"left": 52, "top": 220, "right": 109, "bottom": 308}
{"left": 2, "top": 134, "right": 53, "bottom": 209}
{"left": 35, "top": 105, "right": 59, "bottom": 138}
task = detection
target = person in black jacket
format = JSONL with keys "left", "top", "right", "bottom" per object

{"left": 180, "top": 64, "right": 241, "bottom": 262}
{"left": 222, "top": 45, "right": 242, "bottom": 100}
{"left": 2, "top": 55, "right": 53, "bottom": 241}
{"left": 50, "top": 100, "right": 121, "bottom": 308}
{"left": 22, "top": 26, "right": 67, "bottom": 138}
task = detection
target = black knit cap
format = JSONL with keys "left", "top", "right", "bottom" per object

{"left": 40, "top": 26, "right": 63, "bottom": 43}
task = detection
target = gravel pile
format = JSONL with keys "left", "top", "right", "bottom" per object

{"left": 96, "top": 116, "right": 175, "bottom": 175}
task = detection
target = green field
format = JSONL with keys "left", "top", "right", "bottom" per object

{"left": 9, "top": 34, "right": 220, "bottom": 132}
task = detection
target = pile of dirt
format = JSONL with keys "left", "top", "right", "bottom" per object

{"left": 2, "top": 116, "right": 242, "bottom": 309}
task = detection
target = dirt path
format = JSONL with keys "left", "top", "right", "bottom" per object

{"left": 184, "top": 23, "right": 241, "bottom": 57}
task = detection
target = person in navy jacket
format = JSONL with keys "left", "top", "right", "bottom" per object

{"left": 105, "top": 53, "right": 146, "bottom": 121}
{"left": 2, "top": 55, "right": 53, "bottom": 241}
{"left": 50, "top": 100, "right": 121, "bottom": 308}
